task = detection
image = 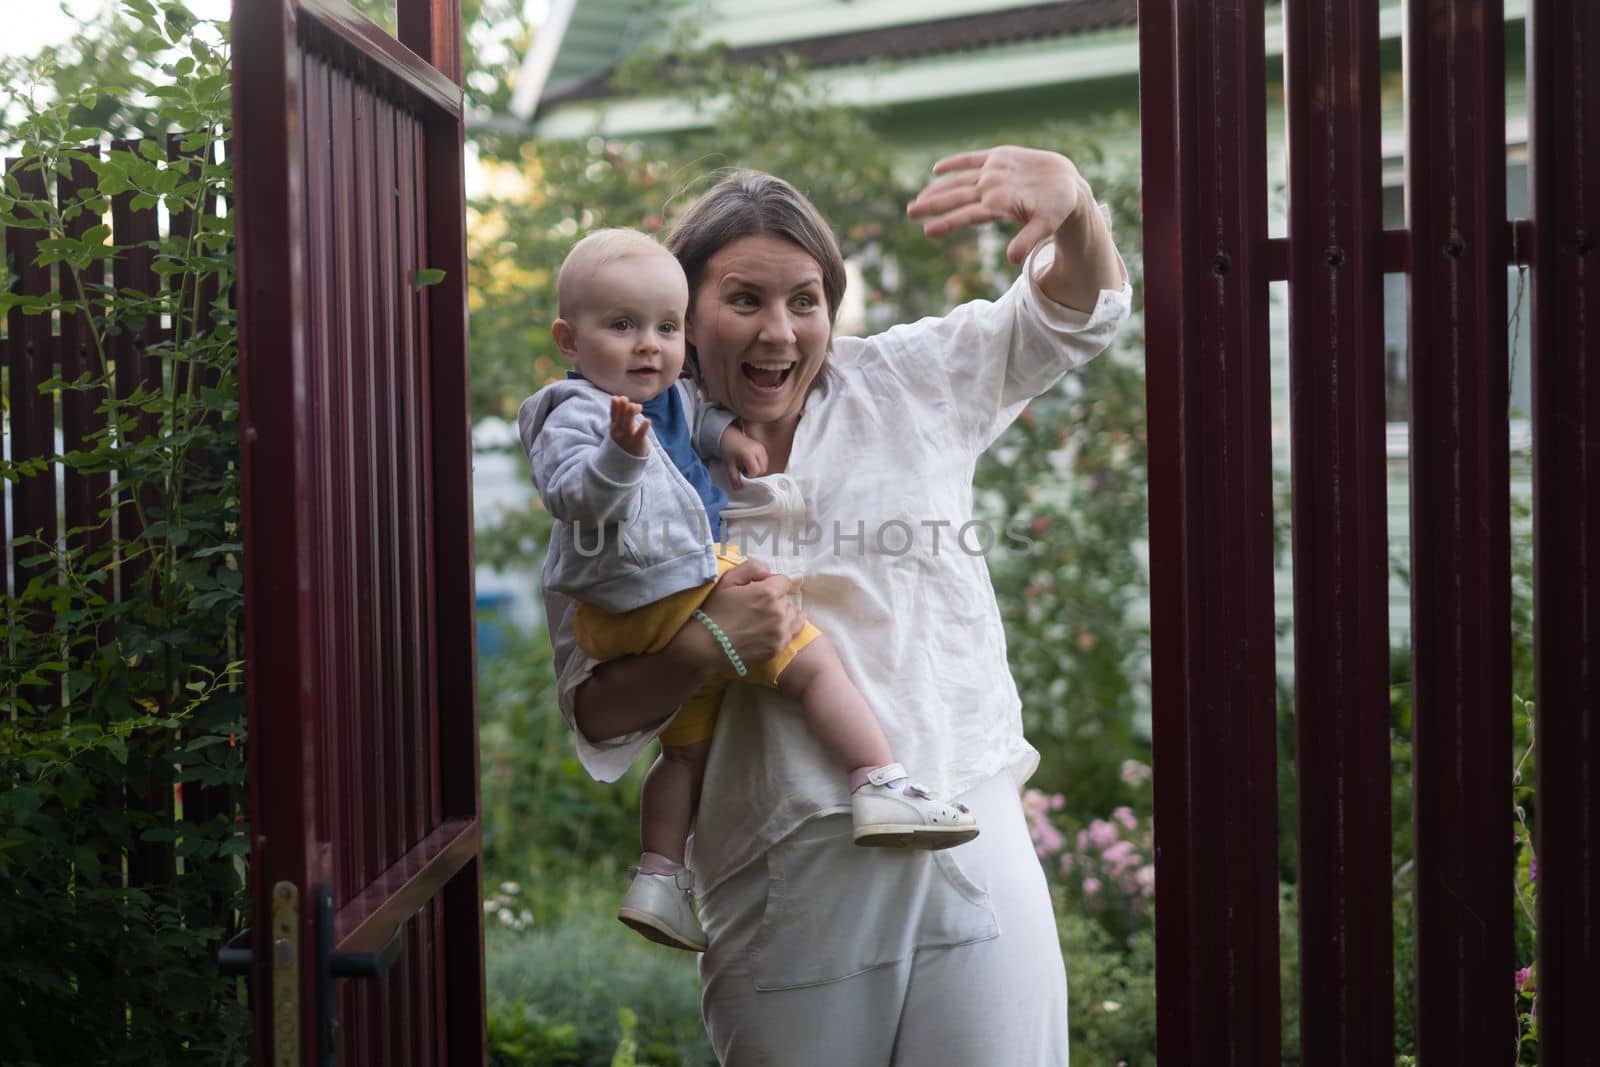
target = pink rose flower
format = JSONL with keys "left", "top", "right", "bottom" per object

{"left": 1102, "top": 840, "right": 1137, "bottom": 870}
{"left": 1033, "top": 821, "right": 1064, "bottom": 858}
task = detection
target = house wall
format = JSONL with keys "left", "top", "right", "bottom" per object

{"left": 697, "top": 0, "right": 1071, "bottom": 49}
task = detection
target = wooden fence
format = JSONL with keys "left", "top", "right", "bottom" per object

{"left": 2, "top": 133, "right": 232, "bottom": 890}
{"left": 1140, "top": 0, "right": 1597, "bottom": 1061}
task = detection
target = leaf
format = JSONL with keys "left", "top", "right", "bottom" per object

{"left": 65, "top": 669, "right": 98, "bottom": 702}
{"left": 73, "top": 846, "right": 103, "bottom": 883}
{"left": 413, "top": 267, "right": 447, "bottom": 291}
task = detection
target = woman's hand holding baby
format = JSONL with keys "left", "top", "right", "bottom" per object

{"left": 577, "top": 559, "right": 804, "bottom": 743}
{"left": 693, "top": 559, "right": 806, "bottom": 666}
{"left": 610, "top": 395, "right": 651, "bottom": 457}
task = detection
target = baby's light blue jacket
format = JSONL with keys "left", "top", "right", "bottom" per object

{"left": 518, "top": 378, "right": 733, "bottom": 613}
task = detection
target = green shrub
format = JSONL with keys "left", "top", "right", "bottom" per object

{"left": 1061, "top": 909, "right": 1157, "bottom": 1065}
{"left": 478, "top": 625, "right": 648, "bottom": 892}
{"left": 485, "top": 878, "right": 715, "bottom": 1067}
{"left": 0, "top": 3, "right": 245, "bottom": 1060}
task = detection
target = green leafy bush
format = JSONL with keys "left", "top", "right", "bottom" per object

{"left": 1059, "top": 909, "right": 1157, "bottom": 1065}
{"left": 1024, "top": 760, "right": 1158, "bottom": 1063}
{"left": 478, "top": 619, "right": 647, "bottom": 887}
{"left": 0, "top": 3, "right": 245, "bottom": 1061}
{"left": 485, "top": 880, "right": 714, "bottom": 1067}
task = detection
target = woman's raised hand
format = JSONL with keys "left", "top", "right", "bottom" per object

{"left": 906, "top": 145, "right": 1088, "bottom": 264}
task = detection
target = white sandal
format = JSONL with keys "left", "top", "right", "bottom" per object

{"left": 851, "top": 763, "right": 980, "bottom": 850}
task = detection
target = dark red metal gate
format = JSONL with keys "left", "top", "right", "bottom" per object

{"left": 231, "top": 0, "right": 484, "bottom": 1062}
{"left": 1528, "top": 0, "right": 1600, "bottom": 1060}
{"left": 1140, "top": 0, "right": 1598, "bottom": 1061}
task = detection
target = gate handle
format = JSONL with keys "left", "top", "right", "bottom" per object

{"left": 223, "top": 888, "right": 407, "bottom": 1065}
{"left": 316, "top": 884, "right": 405, "bottom": 1064}
{"left": 217, "top": 928, "right": 253, "bottom": 977}
{"left": 214, "top": 908, "right": 404, "bottom": 978}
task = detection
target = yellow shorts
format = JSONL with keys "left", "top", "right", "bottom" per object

{"left": 573, "top": 547, "right": 822, "bottom": 748}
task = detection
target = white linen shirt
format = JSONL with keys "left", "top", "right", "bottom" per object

{"left": 542, "top": 238, "right": 1133, "bottom": 894}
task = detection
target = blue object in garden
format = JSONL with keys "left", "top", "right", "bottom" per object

{"left": 476, "top": 591, "right": 514, "bottom": 657}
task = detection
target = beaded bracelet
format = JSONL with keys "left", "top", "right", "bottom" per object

{"left": 691, "top": 608, "right": 747, "bottom": 677}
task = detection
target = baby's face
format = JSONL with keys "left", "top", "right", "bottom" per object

{"left": 560, "top": 253, "right": 688, "bottom": 403}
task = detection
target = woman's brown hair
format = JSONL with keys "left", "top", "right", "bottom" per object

{"left": 665, "top": 170, "right": 848, "bottom": 343}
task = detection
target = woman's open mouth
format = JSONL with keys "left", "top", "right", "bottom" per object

{"left": 741, "top": 360, "right": 794, "bottom": 392}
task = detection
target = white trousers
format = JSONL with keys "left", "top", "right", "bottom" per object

{"left": 697, "top": 774, "right": 1070, "bottom": 1066}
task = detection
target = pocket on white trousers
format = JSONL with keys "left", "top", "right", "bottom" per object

{"left": 751, "top": 820, "right": 998, "bottom": 991}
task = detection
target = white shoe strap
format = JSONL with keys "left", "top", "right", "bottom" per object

{"left": 866, "top": 762, "right": 909, "bottom": 786}
{"left": 629, "top": 866, "right": 697, "bottom": 891}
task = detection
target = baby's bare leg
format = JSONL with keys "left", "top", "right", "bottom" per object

{"left": 639, "top": 739, "right": 712, "bottom": 865}
{"left": 776, "top": 636, "right": 894, "bottom": 771}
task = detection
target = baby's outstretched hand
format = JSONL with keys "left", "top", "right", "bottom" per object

{"left": 609, "top": 396, "right": 651, "bottom": 457}
{"left": 722, "top": 433, "right": 768, "bottom": 489}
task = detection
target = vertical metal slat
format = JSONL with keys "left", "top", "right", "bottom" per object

{"left": 1281, "top": 0, "right": 1395, "bottom": 1059}
{"left": 231, "top": 0, "right": 324, "bottom": 1052}
{"left": 1139, "top": 0, "right": 1281, "bottom": 1061}
{"left": 58, "top": 151, "right": 110, "bottom": 573}
{"left": 303, "top": 52, "right": 342, "bottom": 904}
{"left": 1528, "top": 0, "right": 1600, "bottom": 1057}
{"left": 5, "top": 160, "right": 61, "bottom": 714}
{"left": 1404, "top": 0, "right": 1516, "bottom": 1061}
{"left": 402, "top": 0, "right": 485, "bottom": 1055}
{"left": 392, "top": 109, "right": 439, "bottom": 1058}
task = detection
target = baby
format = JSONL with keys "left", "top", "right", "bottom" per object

{"left": 519, "top": 228, "right": 978, "bottom": 952}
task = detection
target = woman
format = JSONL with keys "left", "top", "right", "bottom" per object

{"left": 541, "top": 145, "right": 1130, "bottom": 1064}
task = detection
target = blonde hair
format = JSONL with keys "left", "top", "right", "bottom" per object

{"left": 556, "top": 228, "right": 679, "bottom": 319}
